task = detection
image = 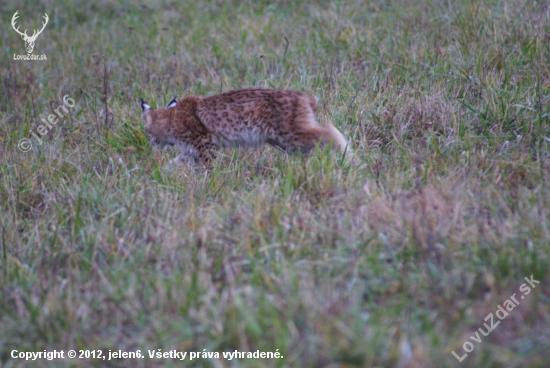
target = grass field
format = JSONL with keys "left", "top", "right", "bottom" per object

{"left": 1, "top": 0, "right": 549, "bottom": 367}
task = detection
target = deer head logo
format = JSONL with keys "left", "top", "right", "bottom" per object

{"left": 11, "top": 11, "right": 49, "bottom": 54}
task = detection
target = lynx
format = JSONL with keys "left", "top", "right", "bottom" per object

{"left": 140, "top": 88, "right": 349, "bottom": 167}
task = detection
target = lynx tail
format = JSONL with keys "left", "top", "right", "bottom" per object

{"left": 326, "top": 124, "right": 350, "bottom": 153}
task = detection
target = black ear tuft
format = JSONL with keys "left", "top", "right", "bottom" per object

{"left": 141, "top": 98, "right": 152, "bottom": 113}
{"left": 167, "top": 98, "right": 177, "bottom": 108}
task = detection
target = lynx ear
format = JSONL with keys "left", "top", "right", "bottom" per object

{"left": 140, "top": 98, "right": 152, "bottom": 113}
{"left": 166, "top": 98, "right": 177, "bottom": 108}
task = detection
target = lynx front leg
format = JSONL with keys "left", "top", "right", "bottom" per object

{"left": 164, "top": 151, "right": 197, "bottom": 172}
{"left": 196, "top": 138, "right": 218, "bottom": 167}
{"left": 173, "top": 134, "right": 217, "bottom": 168}
{"left": 173, "top": 142, "right": 200, "bottom": 167}
{"left": 176, "top": 152, "right": 199, "bottom": 165}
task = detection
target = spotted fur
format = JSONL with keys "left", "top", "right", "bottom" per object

{"left": 141, "top": 88, "right": 350, "bottom": 166}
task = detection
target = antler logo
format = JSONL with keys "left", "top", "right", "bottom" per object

{"left": 11, "top": 11, "right": 49, "bottom": 54}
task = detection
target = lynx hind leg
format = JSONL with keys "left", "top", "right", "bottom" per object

{"left": 301, "top": 94, "right": 350, "bottom": 152}
{"left": 277, "top": 95, "right": 349, "bottom": 154}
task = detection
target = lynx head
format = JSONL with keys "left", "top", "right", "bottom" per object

{"left": 140, "top": 97, "right": 177, "bottom": 149}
